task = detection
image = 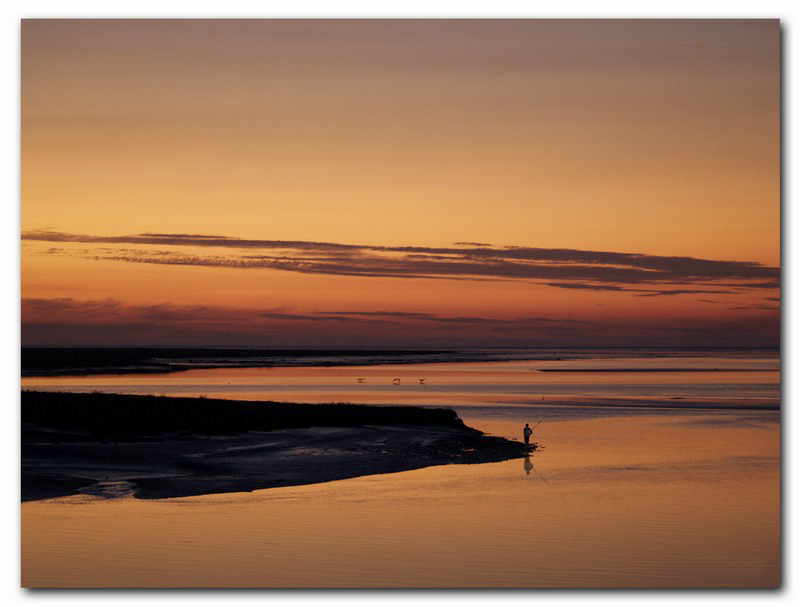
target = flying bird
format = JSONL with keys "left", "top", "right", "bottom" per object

{"left": 419, "top": 378, "right": 426, "bottom": 384}
{"left": 392, "top": 378, "right": 401, "bottom": 384}
{"left": 356, "top": 378, "right": 365, "bottom": 383}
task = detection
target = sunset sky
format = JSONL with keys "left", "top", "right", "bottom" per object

{"left": 21, "top": 19, "right": 780, "bottom": 347}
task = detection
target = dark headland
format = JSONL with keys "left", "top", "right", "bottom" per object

{"left": 21, "top": 347, "right": 454, "bottom": 377}
{"left": 22, "top": 391, "right": 534, "bottom": 501}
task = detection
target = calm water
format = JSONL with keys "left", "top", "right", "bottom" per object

{"left": 21, "top": 351, "right": 781, "bottom": 587}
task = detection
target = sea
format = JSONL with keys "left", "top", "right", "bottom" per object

{"left": 20, "top": 347, "right": 780, "bottom": 587}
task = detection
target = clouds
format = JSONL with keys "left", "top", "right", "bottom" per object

{"left": 22, "top": 298, "right": 257, "bottom": 324}
{"left": 23, "top": 230, "right": 779, "bottom": 296}
{"left": 21, "top": 298, "right": 583, "bottom": 330}
{"left": 19, "top": 298, "right": 597, "bottom": 347}
{"left": 20, "top": 296, "right": 780, "bottom": 348}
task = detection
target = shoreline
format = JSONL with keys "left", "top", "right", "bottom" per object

{"left": 22, "top": 391, "right": 534, "bottom": 502}
{"left": 21, "top": 347, "right": 453, "bottom": 377}
{"left": 22, "top": 346, "right": 778, "bottom": 378}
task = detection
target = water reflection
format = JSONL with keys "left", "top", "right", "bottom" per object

{"left": 523, "top": 454, "right": 551, "bottom": 485}
{"left": 20, "top": 354, "right": 781, "bottom": 587}
{"left": 21, "top": 413, "right": 780, "bottom": 588}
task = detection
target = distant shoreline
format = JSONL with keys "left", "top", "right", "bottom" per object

{"left": 22, "top": 391, "right": 533, "bottom": 502}
{"left": 21, "top": 347, "right": 454, "bottom": 377}
{"left": 21, "top": 346, "right": 779, "bottom": 378}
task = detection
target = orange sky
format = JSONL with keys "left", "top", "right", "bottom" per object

{"left": 21, "top": 19, "right": 780, "bottom": 347}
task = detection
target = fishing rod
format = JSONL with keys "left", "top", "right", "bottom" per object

{"left": 531, "top": 416, "right": 546, "bottom": 430}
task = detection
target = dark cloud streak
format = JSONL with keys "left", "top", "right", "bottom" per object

{"left": 21, "top": 297, "right": 780, "bottom": 348}
{"left": 23, "top": 230, "right": 780, "bottom": 294}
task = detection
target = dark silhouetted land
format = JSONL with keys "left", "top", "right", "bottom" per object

{"left": 21, "top": 347, "right": 456, "bottom": 376}
{"left": 22, "top": 391, "right": 533, "bottom": 501}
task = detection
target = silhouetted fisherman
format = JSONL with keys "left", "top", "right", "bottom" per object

{"left": 523, "top": 423, "right": 533, "bottom": 446}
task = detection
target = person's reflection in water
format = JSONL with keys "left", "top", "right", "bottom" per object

{"left": 524, "top": 454, "right": 533, "bottom": 476}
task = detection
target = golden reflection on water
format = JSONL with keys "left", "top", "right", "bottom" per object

{"left": 22, "top": 357, "right": 779, "bottom": 412}
{"left": 22, "top": 414, "right": 779, "bottom": 588}
{"left": 22, "top": 357, "right": 779, "bottom": 387}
